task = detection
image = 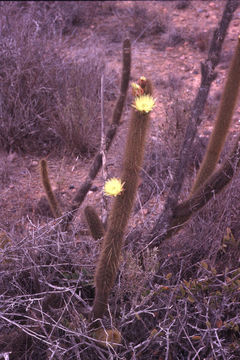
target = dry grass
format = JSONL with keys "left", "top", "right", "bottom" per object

{"left": 0, "top": 2, "right": 114, "bottom": 157}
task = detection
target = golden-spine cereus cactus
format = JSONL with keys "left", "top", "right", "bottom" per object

{"left": 84, "top": 205, "right": 105, "bottom": 240}
{"left": 191, "top": 35, "right": 240, "bottom": 194}
{"left": 40, "top": 159, "right": 62, "bottom": 218}
{"left": 92, "top": 78, "right": 155, "bottom": 321}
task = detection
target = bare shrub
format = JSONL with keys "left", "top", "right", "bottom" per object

{"left": 187, "top": 28, "right": 212, "bottom": 52}
{"left": 0, "top": 152, "right": 19, "bottom": 188}
{"left": 128, "top": 2, "right": 169, "bottom": 38}
{"left": 99, "top": 2, "right": 170, "bottom": 44}
{"left": 0, "top": 35, "right": 60, "bottom": 154}
{"left": 0, "top": 3, "right": 112, "bottom": 157}
{"left": 0, "top": 222, "right": 98, "bottom": 359}
{"left": 1, "top": 212, "right": 240, "bottom": 359}
{"left": 58, "top": 1, "right": 110, "bottom": 35}
{"left": 156, "top": 73, "right": 184, "bottom": 92}
{"left": 4, "top": 1, "right": 106, "bottom": 38}
{"left": 53, "top": 49, "right": 105, "bottom": 157}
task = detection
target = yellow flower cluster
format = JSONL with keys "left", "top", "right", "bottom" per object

{"left": 104, "top": 178, "right": 124, "bottom": 197}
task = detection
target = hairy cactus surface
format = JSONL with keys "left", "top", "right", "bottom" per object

{"left": 40, "top": 159, "right": 62, "bottom": 218}
{"left": 92, "top": 79, "right": 155, "bottom": 320}
{"left": 84, "top": 205, "right": 105, "bottom": 240}
{"left": 191, "top": 35, "right": 240, "bottom": 193}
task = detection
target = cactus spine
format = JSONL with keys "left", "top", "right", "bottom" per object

{"left": 40, "top": 159, "right": 62, "bottom": 218}
{"left": 92, "top": 79, "right": 154, "bottom": 321}
{"left": 84, "top": 205, "right": 105, "bottom": 240}
{"left": 191, "top": 35, "right": 240, "bottom": 193}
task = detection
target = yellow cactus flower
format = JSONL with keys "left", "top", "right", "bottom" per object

{"left": 104, "top": 178, "right": 124, "bottom": 197}
{"left": 131, "top": 82, "right": 144, "bottom": 97}
{"left": 132, "top": 94, "right": 156, "bottom": 114}
{"left": 139, "top": 76, "right": 146, "bottom": 81}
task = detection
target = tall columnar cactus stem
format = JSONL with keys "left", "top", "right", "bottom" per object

{"left": 40, "top": 159, "right": 62, "bottom": 218}
{"left": 111, "top": 38, "right": 131, "bottom": 128}
{"left": 84, "top": 206, "right": 105, "bottom": 240}
{"left": 92, "top": 80, "right": 154, "bottom": 321}
{"left": 191, "top": 35, "right": 240, "bottom": 193}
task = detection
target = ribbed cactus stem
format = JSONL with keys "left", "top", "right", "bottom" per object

{"left": 84, "top": 206, "right": 105, "bottom": 240}
{"left": 92, "top": 81, "right": 154, "bottom": 320}
{"left": 191, "top": 35, "right": 240, "bottom": 193}
{"left": 40, "top": 159, "right": 62, "bottom": 218}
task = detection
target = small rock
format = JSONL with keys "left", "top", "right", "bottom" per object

{"left": 69, "top": 185, "right": 75, "bottom": 190}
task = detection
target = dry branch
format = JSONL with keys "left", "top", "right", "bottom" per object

{"left": 148, "top": 0, "right": 239, "bottom": 248}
